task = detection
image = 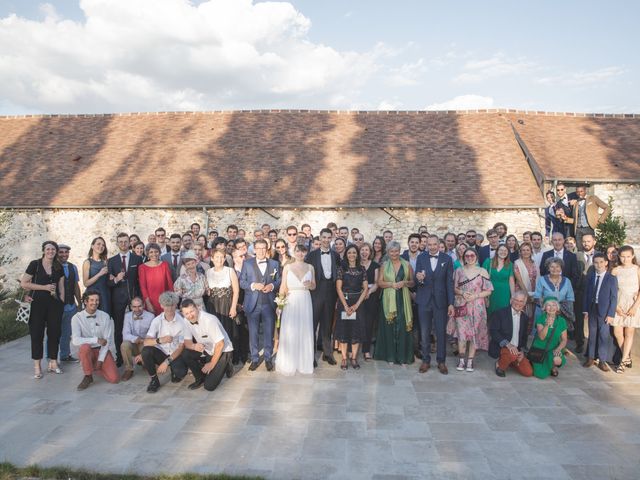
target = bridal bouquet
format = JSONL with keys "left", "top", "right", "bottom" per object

{"left": 274, "top": 293, "right": 288, "bottom": 329}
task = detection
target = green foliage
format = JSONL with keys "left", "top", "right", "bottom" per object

{"left": 0, "top": 463, "right": 263, "bottom": 480}
{"left": 595, "top": 196, "right": 627, "bottom": 251}
{"left": 0, "top": 296, "right": 29, "bottom": 344}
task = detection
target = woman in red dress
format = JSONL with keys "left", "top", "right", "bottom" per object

{"left": 138, "top": 243, "right": 173, "bottom": 315}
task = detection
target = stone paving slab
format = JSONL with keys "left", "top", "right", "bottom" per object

{"left": 1, "top": 336, "right": 640, "bottom": 479}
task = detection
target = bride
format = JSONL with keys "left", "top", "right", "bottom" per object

{"left": 276, "top": 244, "right": 316, "bottom": 375}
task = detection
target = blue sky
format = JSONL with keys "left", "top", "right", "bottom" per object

{"left": 0, "top": 0, "right": 637, "bottom": 114}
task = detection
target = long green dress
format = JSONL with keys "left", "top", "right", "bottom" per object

{"left": 374, "top": 262, "right": 414, "bottom": 364}
{"left": 531, "top": 314, "right": 567, "bottom": 379}
{"left": 482, "top": 259, "right": 513, "bottom": 314}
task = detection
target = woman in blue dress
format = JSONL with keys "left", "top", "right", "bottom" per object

{"left": 82, "top": 237, "right": 111, "bottom": 315}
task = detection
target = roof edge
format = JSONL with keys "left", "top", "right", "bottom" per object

{"left": 0, "top": 109, "right": 639, "bottom": 120}
{"left": 0, "top": 204, "right": 545, "bottom": 210}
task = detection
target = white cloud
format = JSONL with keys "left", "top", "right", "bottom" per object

{"left": 0, "top": 0, "right": 381, "bottom": 113}
{"left": 535, "top": 66, "right": 624, "bottom": 86}
{"left": 453, "top": 53, "right": 536, "bottom": 84}
{"left": 387, "top": 58, "right": 427, "bottom": 87}
{"left": 376, "top": 99, "right": 403, "bottom": 110}
{"left": 426, "top": 94, "right": 494, "bottom": 111}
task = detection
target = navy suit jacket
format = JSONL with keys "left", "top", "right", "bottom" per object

{"left": 583, "top": 270, "right": 618, "bottom": 318}
{"left": 107, "top": 252, "right": 142, "bottom": 303}
{"left": 539, "top": 249, "right": 579, "bottom": 287}
{"left": 414, "top": 251, "right": 454, "bottom": 309}
{"left": 488, "top": 306, "right": 530, "bottom": 359}
{"left": 478, "top": 245, "right": 496, "bottom": 267}
{"left": 239, "top": 257, "right": 281, "bottom": 313}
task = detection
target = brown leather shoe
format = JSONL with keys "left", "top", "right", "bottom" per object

{"left": 598, "top": 361, "right": 611, "bottom": 372}
{"left": 437, "top": 363, "right": 448, "bottom": 375}
{"left": 583, "top": 358, "right": 595, "bottom": 368}
{"left": 419, "top": 362, "right": 430, "bottom": 373}
{"left": 77, "top": 375, "right": 93, "bottom": 391}
{"left": 121, "top": 370, "right": 134, "bottom": 381}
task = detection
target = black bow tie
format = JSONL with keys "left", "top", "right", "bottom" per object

{"left": 430, "top": 255, "right": 438, "bottom": 259}
{"left": 133, "top": 315, "right": 142, "bottom": 320}
{"left": 86, "top": 314, "right": 96, "bottom": 319}
{"left": 258, "top": 260, "right": 267, "bottom": 264}
{"left": 321, "top": 251, "right": 331, "bottom": 255}
{"left": 192, "top": 321, "right": 199, "bottom": 325}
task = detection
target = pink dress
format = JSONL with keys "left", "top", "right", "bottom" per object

{"left": 448, "top": 268, "right": 493, "bottom": 350}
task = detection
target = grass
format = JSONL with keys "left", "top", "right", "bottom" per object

{"left": 0, "top": 292, "right": 29, "bottom": 344}
{"left": 0, "top": 463, "right": 263, "bottom": 480}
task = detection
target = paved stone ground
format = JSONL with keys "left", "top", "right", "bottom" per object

{"left": 1, "top": 336, "right": 640, "bottom": 480}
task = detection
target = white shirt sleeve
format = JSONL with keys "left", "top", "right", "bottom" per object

{"left": 99, "top": 315, "right": 114, "bottom": 362}
{"left": 146, "top": 317, "right": 160, "bottom": 339}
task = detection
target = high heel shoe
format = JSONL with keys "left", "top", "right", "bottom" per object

{"left": 351, "top": 359, "right": 360, "bottom": 370}
{"left": 47, "top": 362, "right": 63, "bottom": 374}
{"left": 341, "top": 359, "right": 348, "bottom": 370}
{"left": 34, "top": 365, "right": 43, "bottom": 380}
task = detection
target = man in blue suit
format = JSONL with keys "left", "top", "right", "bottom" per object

{"left": 415, "top": 235, "right": 455, "bottom": 374}
{"left": 582, "top": 253, "right": 618, "bottom": 372}
{"left": 478, "top": 229, "right": 500, "bottom": 267}
{"left": 239, "top": 239, "right": 281, "bottom": 371}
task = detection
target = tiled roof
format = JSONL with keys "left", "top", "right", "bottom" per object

{"left": 3, "top": 109, "right": 620, "bottom": 209}
{"left": 507, "top": 112, "right": 640, "bottom": 182}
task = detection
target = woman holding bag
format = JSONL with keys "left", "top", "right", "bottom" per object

{"left": 450, "top": 247, "right": 493, "bottom": 372}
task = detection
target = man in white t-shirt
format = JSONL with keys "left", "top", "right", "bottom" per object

{"left": 141, "top": 291, "right": 188, "bottom": 393}
{"left": 177, "top": 299, "right": 235, "bottom": 391}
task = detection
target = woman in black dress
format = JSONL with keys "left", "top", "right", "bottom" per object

{"left": 359, "top": 242, "right": 380, "bottom": 360}
{"left": 20, "top": 241, "right": 66, "bottom": 379}
{"left": 335, "top": 245, "right": 368, "bottom": 370}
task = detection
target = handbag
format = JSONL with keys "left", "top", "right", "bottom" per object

{"left": 527, "top": 322, "right": 554, "bottom": 364}
{"left": 15, "top": 261, "right": 38, "bottom": 324}
{"left": 453, "top": 304, "right": 468, "bottom": 318}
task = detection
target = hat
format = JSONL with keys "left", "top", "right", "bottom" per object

{"left": 542, "top": 296, "right": 559, "bottom": 305}
{"left": 58, "top": 244, "right": 71, "bottom": 250}
{"left": 181, "top": 250, "right": 198, "bottom": 262}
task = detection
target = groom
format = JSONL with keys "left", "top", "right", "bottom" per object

{"left": 305, "top": 227, "right": 339, "bottom": 366}
{"left": 239, "top": 239, "right": 281, "bottom": 371}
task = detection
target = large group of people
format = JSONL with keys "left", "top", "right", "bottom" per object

{"left": 19, "top": 183, "right": 639, "bottom": 396}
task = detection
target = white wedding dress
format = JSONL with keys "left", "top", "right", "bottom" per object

{"left": 277, "top": 268, "right": 314, "bottom": 376}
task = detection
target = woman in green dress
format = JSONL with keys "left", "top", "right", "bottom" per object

{"left": 531, "top": 297, "right": 568, "bottom": 379}
{"left": 482, "top": 244, "right": 515, "bottom": 314}
{"left": 374, "top": 241, "right": 415, "bottom": 364}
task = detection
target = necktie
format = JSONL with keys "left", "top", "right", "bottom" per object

{"left": 173, "top": 254, "right": 178, "bottom": 269}
{"left": 122, "top": 255, "right": 127, "bottom": 272}
{"left": 594, "top": 275, "right": 601, "bottom": 296}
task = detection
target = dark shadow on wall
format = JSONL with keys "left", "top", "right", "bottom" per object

{"left": 0, "top": 116, "right": 114, "bottom": 206}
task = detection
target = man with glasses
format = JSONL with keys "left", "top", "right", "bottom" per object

{"left": 479, "top": 229, "right": 500, "bottom": 266}
{"left": 465, "top": 230, "right": 479, "bottom": 252}
{"left": 285, "top": 225, "right": 299, "bottom": 256}
{"left": 154, "top": 227, "right": 170, "bottom": 254}
{"left": 353, "top": 233, "right": 365, "bottom": 249}
{"left": 554, "top": 183, "right": 574, "bottom": 238}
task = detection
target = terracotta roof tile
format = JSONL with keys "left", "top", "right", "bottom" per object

{"left": 0, "top": 111, "right": 547, "bottom": 208}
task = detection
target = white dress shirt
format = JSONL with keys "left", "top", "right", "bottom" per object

{"left": 554, "top": 249, "right": 564, "bottom": 258}
{"left": 71, "top": 309, "right": 115, "bottom": 362}
{"left": 510, "top": 308, "right": 521, "bottom": 347}
{"left": 184, "top": 311, "right": 233, "bottom": 355}
{"left": 122, "top": 310, "right": 155, "bottom": 343}
{"left": 146, "top": 312, "right": 188, "bottom": 355}
{"left": 429, "top": 253, "right": 438, "bottom": 271}
{"left": 320, "top": 249, "right": 332, "bottom": 279}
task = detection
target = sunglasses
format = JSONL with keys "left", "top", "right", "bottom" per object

{"left": 287, "top": 233, "right": 297, "bottom": 237}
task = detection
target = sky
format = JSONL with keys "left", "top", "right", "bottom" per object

{"left": 0, "top": 0, "right": 638, "bottom": 114}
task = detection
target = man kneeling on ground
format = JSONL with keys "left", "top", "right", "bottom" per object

{"left": 72, "top": 290, "right": 119, "bottom": 390}
{"left": 178, "top": 299, "right": 235, "bottom": 391}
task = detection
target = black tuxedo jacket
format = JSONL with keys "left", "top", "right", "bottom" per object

{"left": 488, "top": 306, "right": 530, "bottom": 359}
{"left": 305, "top": 249, "right": 340, "bottom": 285}
{"left": 478, "top": 245, "right": 496, "bottom": 267}
{"left": 107, "top": 252, "right": 143, "bottom": 304}
{"left": 539, "top": 250, "right": 579, "bottom": 287}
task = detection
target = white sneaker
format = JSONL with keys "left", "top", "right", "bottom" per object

{"left": 456, "top": 358, "right": 466, "bottom": 371}
{"left": 466, "top": 358, "right": 474, "bottom": 372}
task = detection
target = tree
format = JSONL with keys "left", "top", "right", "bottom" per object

{"left": 595, "top": 196, "right": 626, "bottom": 251}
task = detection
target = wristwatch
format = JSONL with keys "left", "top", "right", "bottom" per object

{"left": 166, "top": 357, "right": 172, "bottom": 365}
{"left": 156, "top": 338, "right": 161, "bottom": 344}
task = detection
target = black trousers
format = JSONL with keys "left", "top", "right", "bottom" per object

{"left": 573, "top": 288, "right": 586, "bottom": 348}
{"left": 141, "top": 346, "right": 187, "bottom": 379}
{"left": 232, "top": 312, "right": 249, "bottom": 363}
{"left": 312, "top": 280, "right": 337, "bottom": 357}
{"left": 29, "top": 297, "right": 63, "bottom": 360}
{"left": 111, "top": 294, "right": 129, "bottom": 363}
{"left": 179, "top": 349, "right": 231, "bottom": 391}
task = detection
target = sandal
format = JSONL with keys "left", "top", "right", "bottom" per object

{"left": 34, "top": 365, "right": 43, "bottom": 380}
{"left": 47, "top": 361, "right": 63, "bottom": 374}
{"left": 351, "top": 359, "right": 360, "bottom": 370}
{"left": 550, "top": 367, "right": 559, "bottom": 377}
{"left": 341, "top": 359, "right": 348, "bottom": 370}
{"left": 615, "top": 363, "right": 626, "bottom": 374}
{"left": 622, "top": 358, "right": 632, "bottom": 369}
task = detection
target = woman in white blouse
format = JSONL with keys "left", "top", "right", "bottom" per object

{"left": 206, "top": 250, "right": 240, "bottom": 338}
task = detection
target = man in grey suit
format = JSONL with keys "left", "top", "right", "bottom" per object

{"left": 161, "top": 233, "right": 183, "bottom": 282}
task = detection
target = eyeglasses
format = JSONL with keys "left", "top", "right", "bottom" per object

{"left": 466, "top": 234, "right": 476, "bottom": 238}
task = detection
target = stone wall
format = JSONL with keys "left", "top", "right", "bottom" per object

{"left": 0, "top": 207, "right": 545, "bottom": 288}
{"left": 594, "top": 183, "right": 640, "bottom": 244}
